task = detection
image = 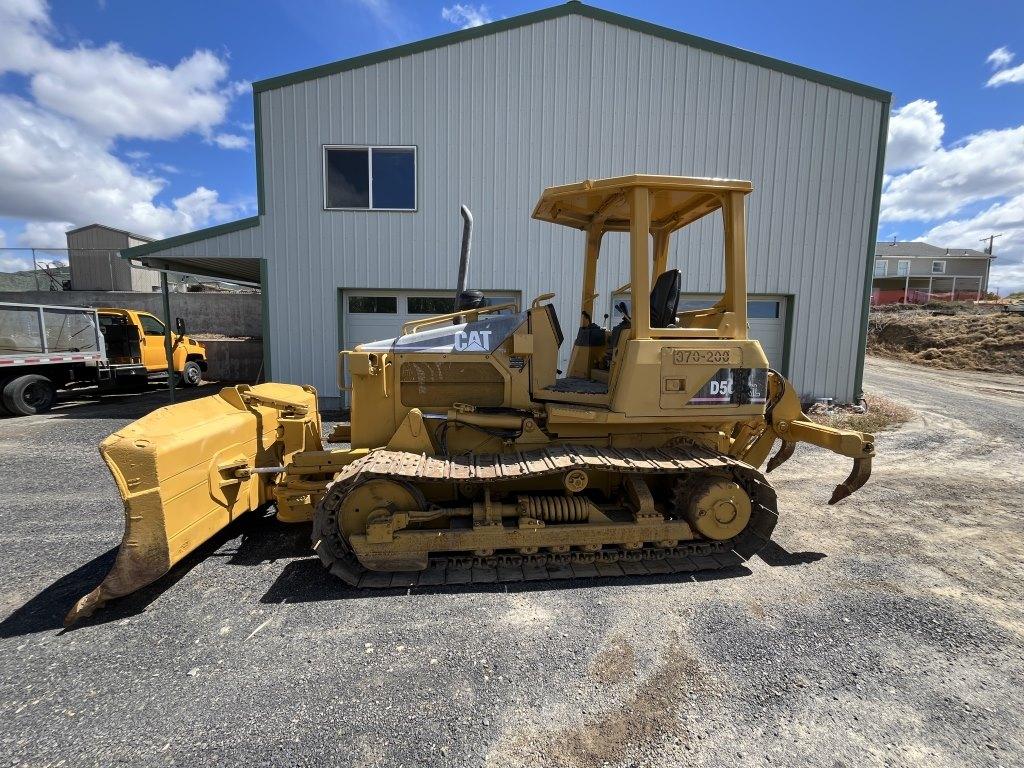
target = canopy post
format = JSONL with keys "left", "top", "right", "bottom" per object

{"left": 160, "top": 271, "right": 177, "bottom": 403}
{"left": 630, "top": 186, "right": 652, "bottom": 340}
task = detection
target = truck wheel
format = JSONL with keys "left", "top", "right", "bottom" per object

{"left": 2, "top": 374, "right": 57, "bottom": 416}
{"left": 0, "top": 376, "right": 13, "bottom": 416}
{"left": 178, "top": 361, "right": 203, "bottom": 388}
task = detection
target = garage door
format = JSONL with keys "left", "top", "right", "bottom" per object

{"left": 610, "top": 293, "right": 788, "bottom": 372}
{"left": 339, "top": 289, "right": 519, "bottom": 400}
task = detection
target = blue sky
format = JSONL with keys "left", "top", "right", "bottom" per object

{"left": 1, "top": 0, "right": 1023, "bottom": 290}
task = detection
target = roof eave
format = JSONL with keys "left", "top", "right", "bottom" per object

{"left": 251, "top": 1, "right": 890, "bottom": 104}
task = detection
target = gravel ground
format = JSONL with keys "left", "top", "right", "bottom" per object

{"left": 0, "top": 358, "right": 1022, "bottom": 767}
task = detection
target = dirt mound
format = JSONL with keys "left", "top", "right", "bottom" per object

{"left": 868, "top": 310, "right": 1024, "bottom": 374}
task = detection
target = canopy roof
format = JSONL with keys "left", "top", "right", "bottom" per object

{"left": 531, "top": 174, "right": 752, "bottom": 233}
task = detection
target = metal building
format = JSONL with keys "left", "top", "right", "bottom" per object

{"left": 124, "top": 1, "right": 889, "bottom": 407}
{"left": 67, "top": 224, "right": 159, "bottom": 292}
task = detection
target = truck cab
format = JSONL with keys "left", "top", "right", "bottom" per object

{"left": 97, "top": 308, "right": 208, "bottom": 386}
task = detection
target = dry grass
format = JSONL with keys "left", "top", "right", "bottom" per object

{"left": 806, "top": 391, "right": 915, "bottom": 434}
{"left": 868, "top": 309, "right": 1024, "bottom": 375}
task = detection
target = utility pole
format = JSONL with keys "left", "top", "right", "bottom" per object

{"left": 980, "top": 234, "right": 1003, "bottom": 255}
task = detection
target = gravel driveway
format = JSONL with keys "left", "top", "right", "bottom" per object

{"left": 1, "top": 357, "right": 1021, "bottom": 767}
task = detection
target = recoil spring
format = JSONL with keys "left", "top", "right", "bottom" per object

{"left": 517, "top": 494, "right": 591, "bottom": 522}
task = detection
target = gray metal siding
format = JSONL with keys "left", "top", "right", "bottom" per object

{"left": 68, "top": 227, "right": 132, "bottom": 291}
{"left": 155, "top": 13, "right": 884, "bottom": 402}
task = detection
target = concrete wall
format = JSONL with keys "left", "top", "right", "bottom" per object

{"left": 199, "top": 338, "right": 264, "bottom": 382}
{"left": 0, "top": 291, "right": 262, "bottom": 338}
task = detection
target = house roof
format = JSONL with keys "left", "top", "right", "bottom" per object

{"left": 875, "top": 241, "right": 994, "bottom": 260}
{"left": 252, "top": 1, "right": 889, "bottom": 103}
{"left": 66, "top": 223, "right": 154, "bottom": 243}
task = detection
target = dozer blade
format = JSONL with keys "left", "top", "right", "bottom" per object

{"left": 65, "top": 383, "right": 321, "bottom": 626}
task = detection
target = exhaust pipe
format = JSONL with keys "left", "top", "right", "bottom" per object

{"left": 453, "top": 205, "right": 484, "bottom": 319}
{"left": 454, "top": 205, "right": 473, "bottom": 303}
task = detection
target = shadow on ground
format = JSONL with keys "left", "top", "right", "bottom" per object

{"left": 0, "top": 511, "right": 826, "bottom": 636}
{"left": 0, "top": 382, "right": 228, "bottom": 422}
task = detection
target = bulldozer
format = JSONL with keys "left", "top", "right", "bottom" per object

{"left": 67, "top": 174, "right": 875, "bottom": 625}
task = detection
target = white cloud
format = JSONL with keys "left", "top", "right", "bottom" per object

{"left": 17, "top": 220, "right": 73, "bottom": 248}
{"left": 441, "top": 3, "right": 493, "bottom": 29}
{"left": 0, "top": 2, "right": 249, "bottom": 256}
{"left": 987, "top": 62, "right": 1024, "bottom": 88}
{"left": 883, "top": 99, "right": 1024, "bottom": 293}
{"left": 0, "top": 96, "right": 247, "bottom": 240}
{"left": 356, "top": 0, "right": 410, "bottom": 39}
{"left": 922, "top": 193, "right": 1024, "bottom": 292}
{"left": 885, "top": 99, "right": 944, "bottom": 172}
{"left": 987, "top": 46, "right": 1015, "bottom": 70}
{"left": 212, "top": 132, "right": 251, "bottom": 150}
{"left": 881, "top": 125, "right": 1024, "bottom": 221}
{"left": 0, "top": 1, "right": 236, "bottom": 141}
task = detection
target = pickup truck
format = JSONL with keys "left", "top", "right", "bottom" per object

{"left": 96, "top": 307, "right": 208, "bottom": 388}
{"left": 0, "top": 302, "right": 208, "bottom": 416}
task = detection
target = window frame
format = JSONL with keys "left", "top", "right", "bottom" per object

{"left": 322, "top": 144, "right": 418, "bottom": 212}
{"left": 931, "top": 260, "right": 946, "bottom": 275}
{"left": 897, "top": 259, "right": 910, "bottom": 277}
{"left": 874, "top": 259, "right": 888, "bottom": 277}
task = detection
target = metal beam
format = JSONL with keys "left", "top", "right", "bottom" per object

{"left": 160, "top": 271, "right": 176, "bottom": 403}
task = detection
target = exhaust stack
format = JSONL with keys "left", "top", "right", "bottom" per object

{"left": 453, "top": 206, "right": 484, "bottom": 314}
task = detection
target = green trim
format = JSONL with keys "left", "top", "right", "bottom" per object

{"left": 780, "top": 293, "right": 795, "bottom": 378}
{"left": 253, "top": 92, "right": 266, "bottom": 215}
{"left": 120, "top": 216, "right": 261, "bottom": 259}
{"left": 252, "top": 1, "right": 889, "bottom": 103}
{"left": 260, "top": 258, "right": 272, "bottom": 381}
{"left": 852, "top": 99, "right": 892, "bottom": 400}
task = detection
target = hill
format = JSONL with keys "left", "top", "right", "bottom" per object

{"left": 0, "top": 266, "right": 71, "bottom": 292}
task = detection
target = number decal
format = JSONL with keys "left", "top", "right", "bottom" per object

{"left": 672, "top": 349, "right": 737, "bottom": 365}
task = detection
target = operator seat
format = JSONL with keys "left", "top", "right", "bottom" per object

{"left": 650, "top": 269, "right": 681, "bottom": 328}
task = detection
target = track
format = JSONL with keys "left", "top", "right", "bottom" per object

{"left": 312, "top": 445, "right": 778, "bottom": 588}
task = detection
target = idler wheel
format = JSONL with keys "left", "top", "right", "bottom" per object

{"left": 685, "top": 478, "right": 751, "bottom": 540}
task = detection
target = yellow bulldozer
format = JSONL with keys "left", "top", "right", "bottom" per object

{"left": 67, "top": 175, "right": 874, "bottom": 625}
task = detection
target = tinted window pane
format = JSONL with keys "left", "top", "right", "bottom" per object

{"left": 371, "top": 148, "right": 415, "bottom": 209}
{"left": 747, "top": 301, "right": 780, "bottom": 319}
{"left": 139, "top": 314, "right": 165, "bottom": 336}
{"left": 325, "top": 148, "right": 369, "bottom": 208}
{"left": 408, "top": 296, "right": 455, "bottom": 315}
{"left": 349, "top": 296, "right": 397, "bottom": 314}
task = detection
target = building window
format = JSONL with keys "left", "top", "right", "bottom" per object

{"left": 348, "top": 296, "right": 398, "bottom": 313}
{"left": 897, "top": 260, "right": 910, "bottom": 277}
{"left": 324, "top": 146, "right": 416, "bottom": 211}
{"left": 747, "top": 300, "right": 780, "bottom": 319}
{"left": 874, "top": 260, "right": 888, "bottom": 277}
{"left": 931, "top": 260, "right": 946, "bottom": 274}
{"left": 408, "top": 296, "right": 456, "bottom": 315}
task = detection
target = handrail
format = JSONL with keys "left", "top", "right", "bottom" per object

{"left": 400, "top": 302, "right": 520, "bottom": 335}
{"left": 531, "top": 293, "right": 556, "bottom": 308}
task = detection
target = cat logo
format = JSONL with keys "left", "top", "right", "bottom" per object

{"left": 454, "top": 329, "right": 492, "bottom": 352}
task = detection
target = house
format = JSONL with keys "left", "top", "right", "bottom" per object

{"left": 871, "top": 241, "right": 994, "bottom": 305}
{"left": 120, "top": 1, "right": 889, "bottom": 405}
